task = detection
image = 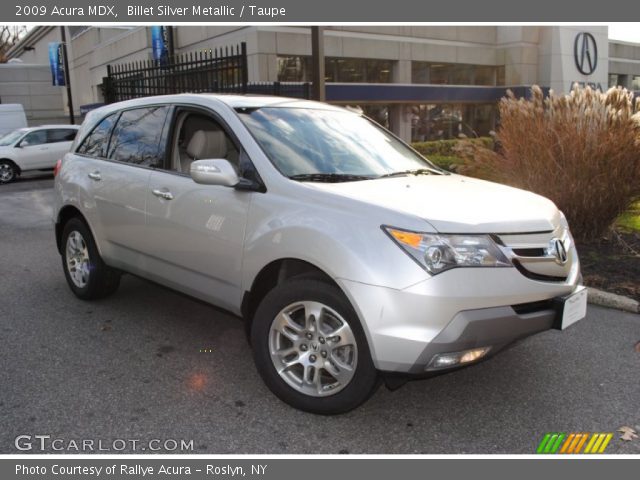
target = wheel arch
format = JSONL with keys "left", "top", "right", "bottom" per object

{"left": 240, "top": 258, "right": 340, "bottom": 338}
{"left": 55, "top": 205, "right": 94, "bottom": 254}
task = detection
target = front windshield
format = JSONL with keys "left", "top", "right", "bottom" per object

{"left": 0, "top": 129, "right": 27, "bottom": 146}
{"left": 237, "top": 107, "right": 439, "bottom": 180}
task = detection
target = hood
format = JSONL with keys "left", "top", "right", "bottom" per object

{"left": 305, "top": 174, "right": 561, "bottom": 233}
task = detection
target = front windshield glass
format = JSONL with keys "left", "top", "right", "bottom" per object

{"left": 0, "top": 129, "right": 27, "bottom": 146}
{"left": 237, "top": 107, "right": 439, "bottom": 179}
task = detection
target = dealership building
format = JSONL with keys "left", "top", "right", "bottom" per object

{"left": 6, "top": 25, "right": 640, "bottom": 142}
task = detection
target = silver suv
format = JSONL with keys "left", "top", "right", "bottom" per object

{"left": 53, "top": 94, "right": 586, "bottom": 414}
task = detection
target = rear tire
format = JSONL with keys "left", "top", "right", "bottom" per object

{"left": 251, "top": 278, "right": 379, "bottom": 414}
{"left": 0, "top": 160, "right": 17, "bottom": 184}
{"left": 61, "top": 217, "right": 120, "bottom": 300}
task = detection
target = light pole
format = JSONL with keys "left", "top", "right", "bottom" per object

{"left": 311, "top": 26, "right": 325, "bottom": 101}
{"left": 59, "top": 26, "right": 75, "bottom": 124}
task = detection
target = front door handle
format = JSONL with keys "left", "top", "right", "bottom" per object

{"left": 152, "top": 188, "right": 174, "bottom": 200}
{"left": 88, "top": 171, "right": 101, "bottom": 181}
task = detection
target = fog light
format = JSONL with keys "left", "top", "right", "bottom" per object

{"left": 427, "top": 347, "right": 491, "bottom": 371}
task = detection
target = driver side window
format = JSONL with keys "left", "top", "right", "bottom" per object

{"left": 21, "top": 130, "right": 47, "bottom": 147}
{"left": 168, "top": 111, "right": 239, "bottom": 175}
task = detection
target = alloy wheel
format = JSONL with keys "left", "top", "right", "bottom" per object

{"left": 0, "top": 163, "right": 14, "bottom": 182}
{"left": 268, "top": 300, "right": 358, "bottom": 397}
{"left": 66, "top": 231, "right": 91, "bottom": 288}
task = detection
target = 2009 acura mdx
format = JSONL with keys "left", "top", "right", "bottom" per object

{"left": 53, "top": 94, "right": 587, "bottom": 414}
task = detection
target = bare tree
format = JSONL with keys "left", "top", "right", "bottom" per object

{"left": 0, "top": 26, "right": 28, "bottom": 63}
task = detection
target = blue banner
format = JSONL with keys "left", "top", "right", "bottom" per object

{"left": 151, "top": 26, "right": 169, "bottom": 63}
{"left": 48, "top": 42, "right": 65, "bottom": 86}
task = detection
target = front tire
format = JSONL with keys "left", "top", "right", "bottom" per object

{"left": 61, "top": 217, "right": 120, "bottom": 300}
{"left": 0, "top": 160, "right": 17, "bottom": 184}
{"left": 251, "top": 278, "right": 379, "bottom": 414}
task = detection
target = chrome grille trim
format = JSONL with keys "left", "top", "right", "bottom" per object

{"left": 496, "top": 227, "right": 575, "bottom": 282}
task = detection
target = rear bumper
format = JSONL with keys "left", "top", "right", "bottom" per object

{"left": 338, "top": 265, "right": 581, "bottom": 373}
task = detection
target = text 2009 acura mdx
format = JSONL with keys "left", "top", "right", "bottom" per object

{"left": 53, "top": 94, "right": 586, "bottom": 414}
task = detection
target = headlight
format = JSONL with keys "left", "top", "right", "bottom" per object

{"left": 383, "top": 226, "right": 511, "bottom": 275}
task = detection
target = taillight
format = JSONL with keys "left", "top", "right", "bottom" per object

{"left": 53, "top": 159, "right": 62, "bottom": 177}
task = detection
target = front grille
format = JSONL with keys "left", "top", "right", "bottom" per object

{"left": 512, "top": 259, "right": 567, "bottom": 282}
{"left": 511, "top": 247, "right": 546, "bottom": 257}
{"left": 497, "top": 228, "right": 572, "bottom": 283}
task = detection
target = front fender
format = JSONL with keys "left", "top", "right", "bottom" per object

{"left": 241, "top": 192, "right": 430, "bottom": 293}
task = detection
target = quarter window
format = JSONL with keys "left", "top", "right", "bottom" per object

{"left": 107, "top": 106, "right": 169, "bottom": 167}
{"left": 77, "top": 113, "right": 119, "bottom": 158}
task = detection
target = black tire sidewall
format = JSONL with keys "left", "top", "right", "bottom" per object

{"left": 251, "top": 278, "right": 379, "bottom": 414}
{"left": 0, "top": 161, "right": 16, "bottom": 184}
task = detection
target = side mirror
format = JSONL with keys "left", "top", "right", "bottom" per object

{"left": 190, "top": 159, "right": 239, "bottom": 187}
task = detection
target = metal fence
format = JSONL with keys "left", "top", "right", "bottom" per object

{"left": 103, "top": 42, "right": 311, "bottom": 103}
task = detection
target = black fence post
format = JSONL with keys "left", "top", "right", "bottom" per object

{"left": 241, "top": 42, "right": 248, "bottom": 94}
{"left": 103, "top": 64, "right": 114, "bottom": 104}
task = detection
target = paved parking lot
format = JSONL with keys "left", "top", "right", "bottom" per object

{"left": 1, "top": 175, "right": 639, "bottom": 454}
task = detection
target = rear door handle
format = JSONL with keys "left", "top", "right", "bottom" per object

{"left": 152, "top": 188, "right": 174, "bottom": 200}
{"left": 88, "top": 171, "right": 101, "bottom": 181}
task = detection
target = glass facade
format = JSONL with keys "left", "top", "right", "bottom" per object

{"left": 411, "top": 62, "right": 504, "bottom": 86}
{"left": 410, "top": 104, "right": 497, "bottom": 142}
{"left": 356, "top": 105, "right": 391, "bottom": 130}
{"left": 277, "top": 56, "right": 393, "bottom": 83}
{"left": 633, "top": 75, "right": 640, "bottom": 91}
{"left": 277, "top": 57, "right": 502, "bottom": 142}
{"left": 325, "top": 58, "right": 393, "bottom": 83}
{"left": 278, "top": 56, "right": 312, "bottom": 82}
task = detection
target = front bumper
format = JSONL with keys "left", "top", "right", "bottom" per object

{"left": 338, "top": 264, "right": 581, "bottom": 374}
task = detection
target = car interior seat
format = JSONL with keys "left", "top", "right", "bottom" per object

{"left": 179, "top": 130, "right": 228, "bottom": 174}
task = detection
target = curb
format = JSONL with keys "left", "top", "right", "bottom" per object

{"left": 587, "top": 287, "right": 640, "bottom": 314}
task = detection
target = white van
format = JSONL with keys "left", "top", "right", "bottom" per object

{"left": 0, "top": 104, "right": 28, "bottom": 137}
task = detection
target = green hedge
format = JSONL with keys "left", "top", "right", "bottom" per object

{"left": 411, "top": 137, "right": 493, "bottom": 171}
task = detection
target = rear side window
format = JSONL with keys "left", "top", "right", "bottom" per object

{"left": 47, "top": 129, "right": 77, "bottom": 143}
{"left": 107, "top": 106, "right": 169, "bottom": 167}
{"left": 77, "top": 113, "right": 119, "bottom": 158}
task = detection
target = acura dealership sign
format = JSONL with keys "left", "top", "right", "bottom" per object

{"left": 574, "top": 32, "right": 598, "bottom": 75}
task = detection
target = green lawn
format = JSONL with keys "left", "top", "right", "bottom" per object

{"left": 617, "top": 201, "right": 640, "bottom": 232}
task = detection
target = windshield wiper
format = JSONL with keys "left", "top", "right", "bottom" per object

{"left": 289, "top": 173, "right": 375, "bottom": 183}
{"left": 377, "top": 168, "right": 441, "bottom": 179}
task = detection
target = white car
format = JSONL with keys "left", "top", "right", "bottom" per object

{"left": 53, "top": 95, "right": 586, "bottom": 414}
{"left": 0, "top": 125, "right": 79, "bottom": 184}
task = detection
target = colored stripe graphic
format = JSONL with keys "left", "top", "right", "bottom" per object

{"left": 584, "top": 433, "right": 599, "bottom": 453}
{"left": 573, "top": 433, "right": 589, "bottom": 453}
{"left": 559, "top": 433, "right": 576, "bottom": 453}
{"left": 550, "top": 433, "right": 566, "bottom": 453}
{"left": 597, "top": 433, "right": 613, "bottom": 453}
{"left": 537, "top": 433, "right": 552, "bottom": 453}
{"left": 537, "top": 433, "right": 613, "bottom": 454}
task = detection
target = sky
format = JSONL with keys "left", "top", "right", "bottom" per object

{"left": 608, "top": 23, "right": 640, "bottom": 43}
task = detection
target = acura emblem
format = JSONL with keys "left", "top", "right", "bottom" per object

{"left": 574, "top": 32, "right": 598, "bottom": 76}
{"left": 550, "top": 238, "right": 568, "bottom": 265}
